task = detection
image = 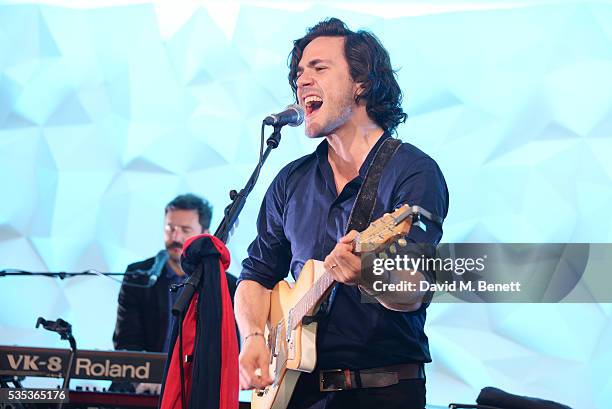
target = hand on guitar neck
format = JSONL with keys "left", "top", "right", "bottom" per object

{"left": 236, "top": 230, "right": 361, "bottom": 389}
{"left": 325, "top": 228, "right": 425, "bottom": 312}
{"left": 236, "top": 205, "right": 433, "bottom": 408}
{"left": 322, "top": 230, "right": 362, "bottom": 285}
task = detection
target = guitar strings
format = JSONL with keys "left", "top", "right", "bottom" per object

{"left": 266, "top": 210, "right": 412, "bottom": 369}
{"left": 273, "top": 214, "right": 402, "bottom": 330}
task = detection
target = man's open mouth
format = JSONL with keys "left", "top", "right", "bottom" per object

{"left": 304, "top": 95, "right": 323, "bottom": 116}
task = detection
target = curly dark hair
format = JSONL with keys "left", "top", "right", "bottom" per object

{"left": 288, "top": 18, "right": 407, "bottom": 133}
{"left": 165, "top": 193, "right": 213, "bottom": 230}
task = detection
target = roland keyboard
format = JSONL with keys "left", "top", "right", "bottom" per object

{"left": 0, "top": 345, "right": 166, "bottom": 383}
{"left": 69, "top": 388, "right": 160, "bottom": 408}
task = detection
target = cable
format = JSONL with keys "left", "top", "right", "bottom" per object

{"left": 178, "top": 311, "right": 186, "bottom": 409}
{"left": 0, "top": 269, "right": 160, "bottom": 288}
{"left": 249, "top": 121, "right": 266, "bottom": 193}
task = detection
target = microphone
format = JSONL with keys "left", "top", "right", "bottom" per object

{"left": 127, "top": 250, "right": 169, "bottom": 285}
{"left": 263, "top": 104, "right": 304, "bottom": 127}
{"left": 147, "top": 250, "right": 169, "bottom": 285}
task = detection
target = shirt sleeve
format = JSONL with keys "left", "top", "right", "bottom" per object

{"left": 239, "top": 170, "right": 293, "bottom": 289}
{"left": 391, "top": 156, "right": 449, "bottom": 286}
{"left": 392, "top": 156, "right": 449, "bottom": 245}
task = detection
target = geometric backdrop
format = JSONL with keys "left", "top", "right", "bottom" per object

{"left": 1, "top": 1, "right": 611, "bottom": 408}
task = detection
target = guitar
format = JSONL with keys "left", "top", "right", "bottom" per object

{"left": 252, "top": 204, "right": 428, "bottom": 409}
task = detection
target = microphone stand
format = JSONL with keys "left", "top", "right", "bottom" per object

{"left": 168, "top": 124, "right": 283, "bottom": 409}
{"left": 171, "top": 124, "right": 283, "bottom": 316}
{"left": 0, "top": 271, "right": 127, "bottom": 278}
{"left": 0, "top": 270, "right": 160, "bottom": 289}
{"left": 35, "top": 317, "right": 77, "bottom": 409}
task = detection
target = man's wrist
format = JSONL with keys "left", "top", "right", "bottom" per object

{"left": 242, "top": 331, "right": 265, "bottom": 343}
{"left": 357, "top": 266, "right": 389, "bottom": 297}
{"left": 358, "top": 283, "right": 383, "bottom": 298}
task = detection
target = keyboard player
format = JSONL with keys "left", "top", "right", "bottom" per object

{"left": 112, "top": 194, "right": 237, "bottom": 394}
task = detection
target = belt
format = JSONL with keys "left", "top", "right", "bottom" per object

{"left": 319, "top": 363, "right": 424, "bottom": 392}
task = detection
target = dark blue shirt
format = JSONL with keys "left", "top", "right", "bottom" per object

{"left": 162, "top": 263, "right": 183, "bottom": 353}
{"left": 240, "top": 132, "right": 449, "bottom": 369}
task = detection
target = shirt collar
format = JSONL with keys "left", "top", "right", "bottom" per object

{"left": 315, "top": 130, "right": 391, "bottom": 180}
{"left": 357, "top": 131, "right": 391, "bottom": 178}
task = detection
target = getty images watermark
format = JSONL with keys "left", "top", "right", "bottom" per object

{"left": 370, "top": 252, "right": 521, "bottom": 293}
{"left": 359, "top": 243, "right": 612, "bottom": 303}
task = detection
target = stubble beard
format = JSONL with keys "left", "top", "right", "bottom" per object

{"left": 305, "top": 89, "right": 356, "bottom": 139}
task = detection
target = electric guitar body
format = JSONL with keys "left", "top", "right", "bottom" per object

{"left": 251, "top": 205, "right": 427, "bottom": 409}
{"left": 251, "top": 259, "right": 327, "bottom": 409}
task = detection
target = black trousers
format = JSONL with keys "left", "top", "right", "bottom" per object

{"left": 287, "top": 371, "right": 426, "bottom": 409}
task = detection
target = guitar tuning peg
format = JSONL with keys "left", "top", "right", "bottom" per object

{"left": 398, "top": 238, "right": 407, "bottom": 247}
{"left": 389, "top": 244, "right": 397, "bottom": 254}
{"left": 378, "top": 252, "right": 387, "bottom": 259}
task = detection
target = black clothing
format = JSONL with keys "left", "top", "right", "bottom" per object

{"left": 113, "top": 253, "right": 238, "bottom": 352}
{"left": 287, "top": 370, "right": 426, "bottom": 409}
{"left": 241, "top": 133, "right": 449, "bottom": 369}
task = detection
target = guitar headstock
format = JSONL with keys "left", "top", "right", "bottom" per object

{"left": 355, "top": 204, "right": 415, "bottom": 254}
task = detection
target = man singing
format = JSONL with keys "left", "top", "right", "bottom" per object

{"left": 236, "top": 18, "right": 448, "bottom": 409}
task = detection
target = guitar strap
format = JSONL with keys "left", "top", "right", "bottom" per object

{"left": 345, "top": 137, "right": 402, "bottom": 233}
{"left": 318, "top": 136, "right": 402, "bottom": 316}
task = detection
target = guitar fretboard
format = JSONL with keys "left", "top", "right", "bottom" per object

{"left": 286, "top": 205, "right": 422, "bottom": 330}
{"left": 290, "top": 270, "right": 335, "bottom": 329}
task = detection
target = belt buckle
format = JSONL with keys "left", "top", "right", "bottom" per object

{"left": 319, "top": 369, "right": 352, "bottom": 392}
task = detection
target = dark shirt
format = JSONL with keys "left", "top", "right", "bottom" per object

{"left": 114, "top": 252, "right": 238, "bottom": 353}
{"left": 240, "top": 132, "right": 449, "bottom": 369}
{"left": 113, "top": 254, "right": 171, "bottom": 352}
{"left": 162, "top": 263, "right": 184, "bottom": 352}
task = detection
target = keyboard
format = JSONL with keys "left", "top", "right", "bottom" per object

{"left": 0, "top": 345, "right": 166, "bottom": 383}
{"left": 69, "top": 388, "right": 159, "bottom": 408}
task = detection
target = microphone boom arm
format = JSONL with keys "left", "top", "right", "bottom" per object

{"left": 172, "top": 124, "right": 284, "bottom": 316}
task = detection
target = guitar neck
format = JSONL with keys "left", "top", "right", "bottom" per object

{"left": 290, "top": 270, "right": 335, "bottom": 329}
{"left": 286, "top": 205, "right": 429, "bottom": 330}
